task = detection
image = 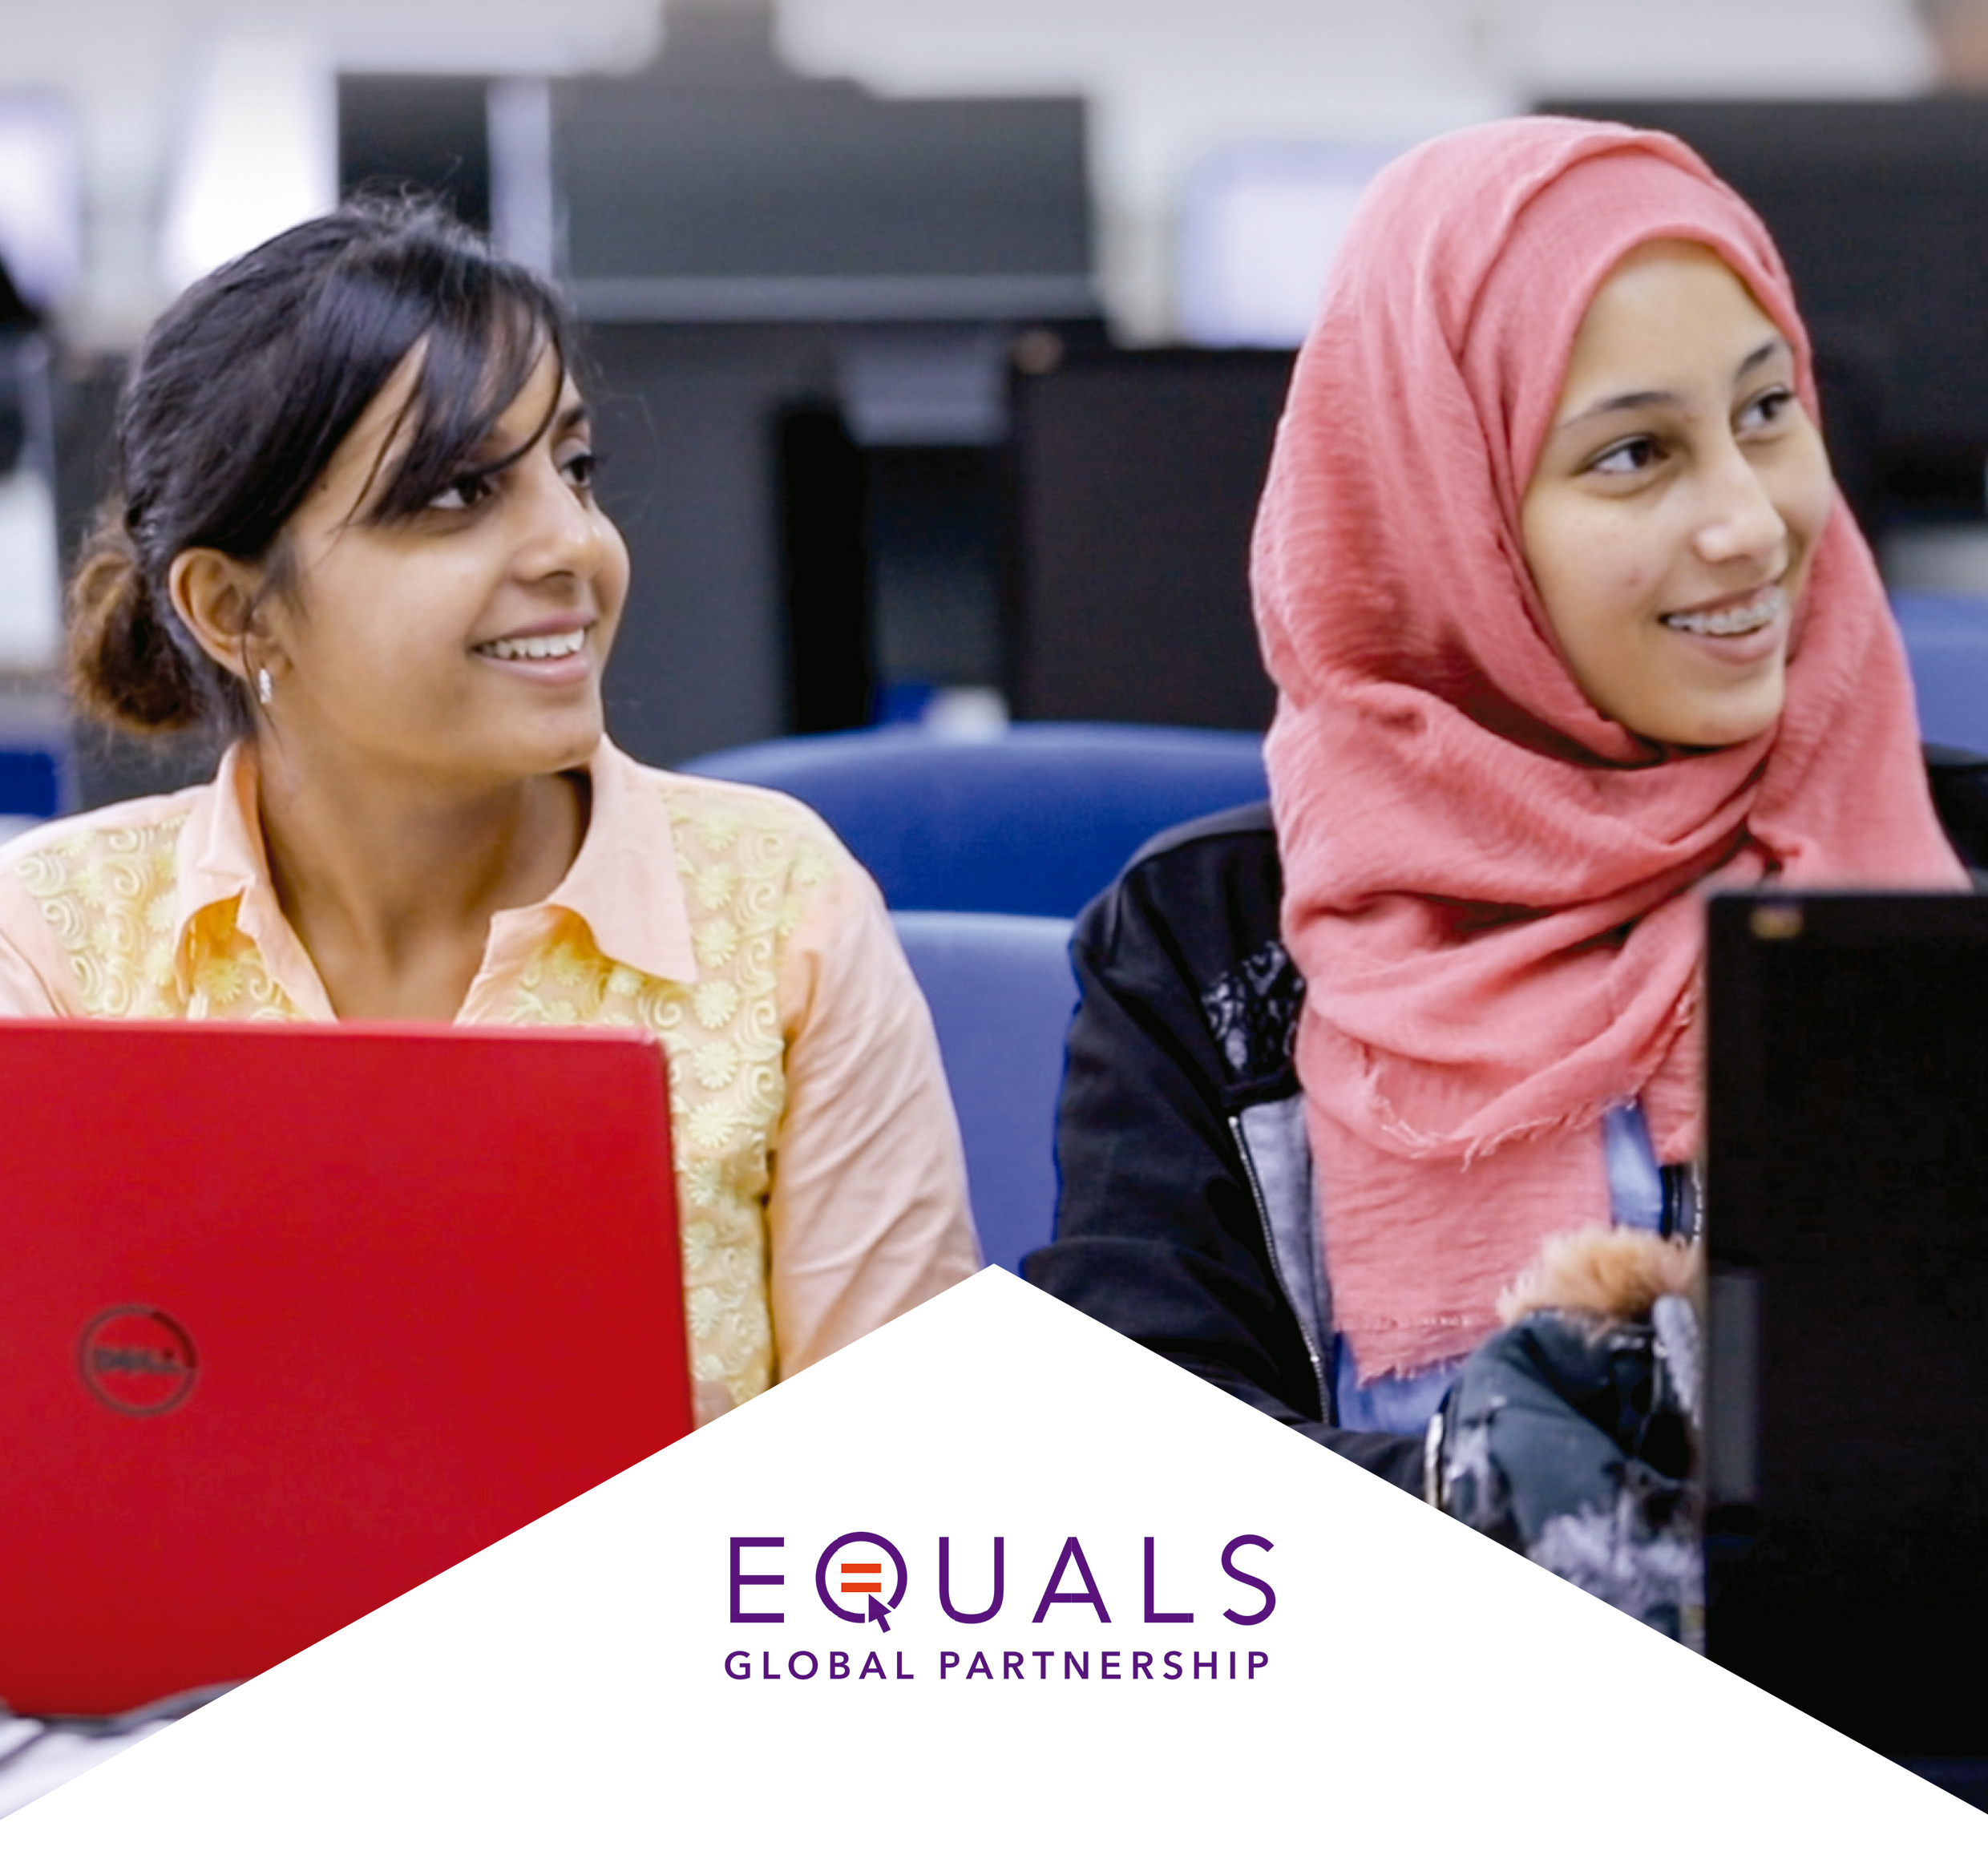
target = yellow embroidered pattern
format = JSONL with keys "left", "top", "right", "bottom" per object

{"left": 13, "top": 814, "right": 301, "bottom": 1021}
{"left": 10, "top": 785, "right": 835, "bottom": 1415}
{"left": 503, "top": 790, "right": 832, "bottom": 1412}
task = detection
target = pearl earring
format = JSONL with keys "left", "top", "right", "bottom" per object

{"left": 256, "top": 667, "right": 274, "bottom": 705}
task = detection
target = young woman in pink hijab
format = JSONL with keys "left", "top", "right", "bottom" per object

{"left": 1258, "top": 114, "right": 1965, "bottom": 1406}
{"left": 1030, "top": 116, "right": 1979, "bottom": 1628}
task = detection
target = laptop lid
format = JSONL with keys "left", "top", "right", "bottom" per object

{"left": 1706, "top": 891, "right": 1988, "bottom": 1760}
{"left": 0, "top": 1020, "right": 691, "bottom": 1716}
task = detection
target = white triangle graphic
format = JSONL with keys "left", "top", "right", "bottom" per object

{"left": 3, "top": 1268, "right": 1979, "bottom": 1857}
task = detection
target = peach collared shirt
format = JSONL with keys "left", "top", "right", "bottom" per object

{"left": 0, "top": 739, "right": 980, "bottom": 1423}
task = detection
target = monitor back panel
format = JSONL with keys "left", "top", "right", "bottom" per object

{"left": 1008, "top": 346, "right": 1291, "bottom": 732}
{"left": 1706, "top": 892, "right": 1988, "bottom": 1756}
{"left": 0, "top": 1020, "right": 690, "bottom": 1715}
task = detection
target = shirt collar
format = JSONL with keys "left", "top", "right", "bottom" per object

{"left": 174, "top": 741, "right": 270, "bottom": 934}
{"left": 536, "top": 738, "right": 697, "bottom": 983}
{"left": 168, "top": 737, "right": 698, "bottom": 988}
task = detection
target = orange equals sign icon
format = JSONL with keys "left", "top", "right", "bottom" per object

{"left": 839, "top": 1562, "right": 883, "bottom": 1594}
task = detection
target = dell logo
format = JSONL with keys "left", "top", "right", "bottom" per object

{"left": 78, "top": 1307, "right": 199, "bottom": 1416}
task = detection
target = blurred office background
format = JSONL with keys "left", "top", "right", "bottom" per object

{"left": 2, "top": 0, "right": 1987, "bottom": 819}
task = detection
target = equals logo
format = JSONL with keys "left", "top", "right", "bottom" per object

{"left": 815, "top": 1532, "right": 907, "bottom": 1633}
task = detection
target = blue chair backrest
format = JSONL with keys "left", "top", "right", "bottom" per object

{"left": 1893, "top": 592, "right": 1988, "bottom": 754}
{"left": 685, "top": 721, "right": 1267, "bottom": 917}
{"left": 0, "top": 748, "right": 59, "bottom": 819}
{"left": 0, "top": 718, "right": 70, "bottom": 844}
{"left": 892, "top": 911, "right": 1077, "bottom": 1275}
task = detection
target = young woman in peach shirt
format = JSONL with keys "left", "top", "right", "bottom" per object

{"left": 0, "top": 200, "right": 979, "bottom": 1425}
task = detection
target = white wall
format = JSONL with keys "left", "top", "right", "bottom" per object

{"left": 0, "top": 0, "right": 1937, "bottom": 345}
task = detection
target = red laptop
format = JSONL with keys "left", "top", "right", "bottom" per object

{"left": 0, "top": 1020, "right": 692, "bottom": 1716}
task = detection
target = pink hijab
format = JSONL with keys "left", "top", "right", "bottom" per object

{"left": 1255, "top": 117, "right": 1966, "bottom": 1382}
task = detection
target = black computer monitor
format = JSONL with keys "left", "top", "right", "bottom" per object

{"left": 554, "top": 79, "right": 1093, "bottom": 324}
{"left": 1007, "top": 346, "right": 1291, "bottom": 732}
{"left": 337, "top": 75, "right": 493, "bottom": 232}
{"left": 1707, "top": 890, "right": 1988, "bottom": 1787}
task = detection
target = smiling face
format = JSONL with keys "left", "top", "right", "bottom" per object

{"left": 1519, "top": 240, "right": 1835, "bottom": 749}
{"left": 249, "top": 342, "right": 628, "bottom": 791}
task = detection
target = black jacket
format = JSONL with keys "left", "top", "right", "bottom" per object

{"left": 1024, "top": 800, "right": 1426, "bottom": 1489}
{"left": 1024, "top": 750, "right": 1988, "bottom": 1495}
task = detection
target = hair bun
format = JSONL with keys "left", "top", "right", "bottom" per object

{"left": 66, "top": 508, "right": 207, "bottom": 733}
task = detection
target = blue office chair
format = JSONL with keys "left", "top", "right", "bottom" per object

{"left": 0, "top": 748, "right": 59, "bottom": 818}
{"left": 684, "top": 721, "right": 1267, "bottom": 917}
{"left": 1893, "top": 592, "right": 1988, "bottom": 753}
{"left": 0, "top": 718, "right": 71, "bottom": 845}
{"left": 892, "top": 911, "right": 1077, "bottom": 1275}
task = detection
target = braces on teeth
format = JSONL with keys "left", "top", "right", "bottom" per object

{"left": 479, "top": 629, "right": 586, "bottom": 661}
{"left": 1660, "top": 591, "right": 1782, "bottom": 636}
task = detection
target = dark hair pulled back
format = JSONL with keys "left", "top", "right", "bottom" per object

{"left": 68, "top": 196, "right": 580, "bottom": 735}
